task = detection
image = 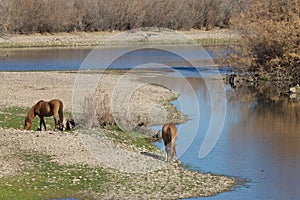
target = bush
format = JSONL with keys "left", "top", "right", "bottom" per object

{"left": 230, "top": 0, "right": 300, "bottom": 88}
{"left": 0, "top": 0, "right": 234, "bottom": 33}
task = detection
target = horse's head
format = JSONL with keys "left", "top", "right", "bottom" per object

{"left": 24, "top": 106, "right": 36, "bottom": 130}
{"left": 24, "top": 118, "right": 32, "bottom": 130}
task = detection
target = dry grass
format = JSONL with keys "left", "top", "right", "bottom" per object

{"left": 96, "top": 94, "right": 115, "bottom": 128}
{"left": 76, "top": 93, "right": 99, "bottom": 128}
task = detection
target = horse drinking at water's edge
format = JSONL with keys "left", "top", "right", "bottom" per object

{"left": 24, "top": 99, "right": 64, "bottom": 131}
{"left": 162, "top": 123, "right": 178, "bottom": 162}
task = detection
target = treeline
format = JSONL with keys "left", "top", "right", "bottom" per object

{"left": 0, "top": 0, "right": 235, "bottom": 34}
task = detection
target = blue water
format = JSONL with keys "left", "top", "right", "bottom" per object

{"left": 0, "top": 46, "right": 217, "bottom": 71}
{"left": 0, "top": 48, "right": 91, "bottom": 71}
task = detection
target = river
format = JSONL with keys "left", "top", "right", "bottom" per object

{"left": 1, "top": 47, "right": 299, "bottom": 199}
{"left": 151, "top": 75, "right": 300, "bottom": 200}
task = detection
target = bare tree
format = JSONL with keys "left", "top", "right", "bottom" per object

{"left": 1, "top": 0, "right": 236, "bottom": 33}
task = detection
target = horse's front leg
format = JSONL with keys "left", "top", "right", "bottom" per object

{"left": 39, "top": 117, "right": 46, "bottom": 131}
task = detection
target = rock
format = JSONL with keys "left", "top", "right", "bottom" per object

{"left": 290, "top": 84, "right": 300, "bottom": 93}
{"left": 290, "top": 93, "right": 297, "bottom": 99}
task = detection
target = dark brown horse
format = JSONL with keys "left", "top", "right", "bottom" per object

{"left": 162, "top": 123, "right": 178, "bottom": 162}
{"left": 24, "top": 99, "right": 64, "bottom": 131}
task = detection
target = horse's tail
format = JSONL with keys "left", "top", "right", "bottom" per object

{"left": 58, "top": 101, "right": 64, "bottom": 126}
{"left": 166, "top": 126, "right": 172, "bottom": 144}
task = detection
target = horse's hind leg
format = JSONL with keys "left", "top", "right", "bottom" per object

{"left": 53, "top": 115, "right": 58, "bottom": 131}
{"left": 165, "top": 148, "right": 168, "bottom": 162}
{"left": 170, "top": 145, "right": 177, "bottom": 162}
{"left": 55, "top": 102, "right": 64, "bottom": 131}
{"left": 171, "top": 141, "right": 177, "bottom": 161}
{"left": 58, "top": 108, "right": 63, "bottom": 131}
{"left": 165, "top": 144, "right": 171, "bottom": 162}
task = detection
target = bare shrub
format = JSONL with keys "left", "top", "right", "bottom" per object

{"left": 76, "top": 91, "right": 116, "bottom": 129}
{"left": 230, "top": 0, "right": 300, "bottom": 88}
{"left": 0, "top": 0, "right": 9, "bottom": 33}
{"left": 76, "top": 93, "right": 98, "bottom": 128}
{"left": 96, "top": 94, "right": 115, "bottom": 128}
{"left": 1, "top": 0, "right": 235, "bottom": 33}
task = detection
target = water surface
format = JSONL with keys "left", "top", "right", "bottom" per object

{"left": 150, "top": 75, "right": 300, "bottom": 200}
{"left": 0, "top": 46, "right": 215, "bottom": 71}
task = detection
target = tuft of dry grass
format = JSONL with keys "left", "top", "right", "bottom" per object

{"left": 77, "top": 93, "right": 99, "bottom": 128}
{"left": 96, "top": 94, "right": 116, "bottom": 128}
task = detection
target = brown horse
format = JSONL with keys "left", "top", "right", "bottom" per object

{"left": 162, "top": 123, "right": 178, "bottom": 162}
{"left": 24, "top": 99, "right": 64, "bottom": 131}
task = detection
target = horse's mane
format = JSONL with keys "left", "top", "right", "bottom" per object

{"left": 26, "top": 103, "right": 38, "bottom": 122}
{"left": 36, "top": 100, "right": 45, "bottom": 105}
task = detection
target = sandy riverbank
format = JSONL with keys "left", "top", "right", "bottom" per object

{"left": 0, "top": 70, "right": 236, "bottom": 198}
{"left": 0, "top": 28, "right": 238, "bottom": 48}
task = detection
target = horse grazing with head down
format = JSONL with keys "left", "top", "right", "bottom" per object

{"left": 162, "top": 123, "right": 178, "bottom": 162}
{"left": 24, "top": 99, "right": 64, "bottom": 131}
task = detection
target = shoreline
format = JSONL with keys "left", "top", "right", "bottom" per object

{"left": 0, "top": 70, "right": 236, "bottom": 199}
{"left": 0, "top": 28, "right": 239, "bottom": 48}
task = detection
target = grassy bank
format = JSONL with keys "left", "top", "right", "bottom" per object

{"left": 0, "top": 151, "right": 113, "bottom": 199}
{"left": 0, "top": 148, "right": 235, "bottom": 199}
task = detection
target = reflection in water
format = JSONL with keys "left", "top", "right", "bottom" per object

{"left": 0, "top": 46, "right": 215, "bottom": 71}
{"left": 225, "top": 84, "right": 300, "bottom": 200}
{"left": 0, "top": 48, "right": 91, "bottom": 71}
{"left": 228, "top": 84, "right": 300, "bottom": 150}
{"left": 149, "top": 74, "right": 300, "bottom": 200}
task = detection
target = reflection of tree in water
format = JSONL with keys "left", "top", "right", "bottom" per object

{"left": 227, "top": 82, "right": 300, "bottom": 136}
